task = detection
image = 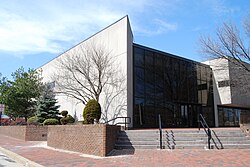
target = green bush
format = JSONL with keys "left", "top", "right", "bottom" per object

{"left": 60, "top": 115, "right": 75, "bottom": 125}
{"left": 61, "top": 110, "right": 68, "bottom": 117}
{"left": 27, "top": 116, "right": 38, "bottom": 125}
{"left": 67, "top": 115, "right": 75, "bottom": 123}
{"left": 83, "top": 99, "right": 101, "bottom": 124}
{"left": 43, "top": 118, "right": 59, "bottom": 125}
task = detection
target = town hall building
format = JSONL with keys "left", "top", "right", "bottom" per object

{"left": 39, "top": 16, "right": 250, "bottom": 128}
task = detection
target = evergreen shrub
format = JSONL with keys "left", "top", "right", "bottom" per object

{"left": 61, "top": 110, "right": 68, "bottom": 117}
{"left": 43, "top": 118, "right": 59, "bottom": 125}
{"left": 60, "top": 115, "right": 75, "bottom": 125}
{"left": 83, "top": 99, "right": 101, "bottom": 124}
{"left": 37, "top": 96, "right": 60, "bottom": 123}
{"left": 27, "top": 116, "right": 38, "bottom": 125}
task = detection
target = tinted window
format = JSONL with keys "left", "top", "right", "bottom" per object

{"left": 134, "top": 48, "right": 144, "bottom": 67}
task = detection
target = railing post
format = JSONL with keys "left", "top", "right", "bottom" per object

{"left": 199, "top": 113, "right": 212, "bottom": 150}
{"left": 208, "top": 128, "right": 211, "bottom": 149}
{"left": 159, "top": 114, "right": 162, "bottom": 149}
{"left": 0, "top": 111, "right": 2, "bottom": 126}
{"left": 198, "top": 114, "right": 200, "bottom": 131}
{"left": 125, "top": 118, "right": 127, "bottom": 130}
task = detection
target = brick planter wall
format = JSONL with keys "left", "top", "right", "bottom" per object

{"left": 0, "top": 126, "right": 26, "bottom": 140}
{"left": 105, "top": 125, "right": 121, "bottom": 154}
{"left": 47, "top": 124, "right": 120, "bottom": 156}
{"left": 26, "top": 126, "right": 48, "bottom": 141}
{"left": 0, "top": 126, "right": 48, "bottom": 141}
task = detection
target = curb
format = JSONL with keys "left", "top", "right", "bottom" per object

{"left": 0, "top": 146, "right": 44, "bottom": 167}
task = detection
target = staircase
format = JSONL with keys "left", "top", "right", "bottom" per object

{"left": 210, "top": 129, "right": 250, "bottom": 149}
{"left": 115, "top": 130, "right": 160, "bottom": 149}
{"left": 165, "top": 129, "right": 208, "bottom": 149}
{"left": 114, "top": 128, "right": 250, "bottom": 150}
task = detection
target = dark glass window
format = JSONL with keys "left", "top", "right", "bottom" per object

{"left": 218, "top": 80, "right": 230, "bottom": 87}
{"left": 218, "top": 106, "right": 250, "bottom": 126}
{"left": 133, "top": 98, "right": 144, "bottom": 127}
{"left": 155, "top": 53, "right": 163, "bottom": 69}
{"left": 200, "top": 66, "right": 207, "bottom": 81}
{"left": 145, "top": 51, "right": 154, "bottom": 68}
{"left": 134, "top": 47, "right": 144, "bottom": 67}
{"left": 133, "top": 45, "right": 214, "bottom": 128}
{"left": 134, "top": 67, "right": 144, "bottom": 97}
{"left": 198, "top": 83, "right": 207, "bottom": 90}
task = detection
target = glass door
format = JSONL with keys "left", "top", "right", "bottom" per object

{"left": 188, "top": 105, "right": 200, "bottom": 127}
{"left": 179, "top": 104, "right": 200, "bottom": 127}
{"left": 180, "top": 104, "right": 189, "bottom": 127}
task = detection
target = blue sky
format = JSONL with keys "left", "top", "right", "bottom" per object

{"left": 0, "top": 0, "right": 249, "bottom": 78}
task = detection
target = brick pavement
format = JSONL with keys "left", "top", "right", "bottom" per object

{"left": 0, "top": 134, "right": 249, "bottom": 167}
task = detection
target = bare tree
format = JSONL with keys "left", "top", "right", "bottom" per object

{"left": 244, "top": 17, "right": 250, "bottom": 38}
{"left": 101, "top": 73, "right": 127, "bottom": 123}
{"left": 53, "top": 43, "right": 120, "bottom": 104}
{"left": 199, "top": 17, "right": 250, "bottom": 72}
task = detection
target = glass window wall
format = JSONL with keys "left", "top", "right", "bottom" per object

{"left": 133, "top": 45, "right": 214, "bottom": 128}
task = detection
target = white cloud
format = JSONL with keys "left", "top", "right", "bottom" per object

{"left": 0, "top": 1, "right": 125, "bottom": 57}
{"left": 133, "top": 19, "right": 177, "bottom": 36}
{"left": 0, "top": 0, "right": 179, "bottom": 57}
{"left": 202, "top": 0, "right": 240, "bottom": 16}
{"left": 0, "top": 11, "right": 62, "bottom": 56}
{"left": 192, "top": 26, "right": 210, "bottom": 32}
{"left": 155, "top": 19, "right": 177, "bottom": 32}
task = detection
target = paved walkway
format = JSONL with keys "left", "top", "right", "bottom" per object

{"left": 0, "top": 150, "right": 25, "bottom": 167}
{"left": 0, "top": 135, "right": 250, "bottom": 167}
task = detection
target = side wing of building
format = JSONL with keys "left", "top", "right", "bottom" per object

{"left": 37, "top": 16, "right": 133, "bottom": 123}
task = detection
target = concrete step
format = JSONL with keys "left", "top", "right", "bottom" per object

{"left": 211, "top": 132, "right": 245, "bottom": 136}
{"left": 120, "top": 132, "right": 159, "bottom": 135}
{"left": 173, "top": 144, "right": 205, "bottom": 149}
{"left": 117, "top": 137, "right": 159, "bottom": 142}
{"left": 165, "top": 130, "right": 202, "bottom": 134}
{"left": 119, "top": 134, "right": 158, "bottom": 138}
{"left": 211, "top": 136, "right": 250, "bottom": 141}
{"left": 167, "top": 140, "right": 205, "bottom": 145}
{"left": 115, "top": 129, "right": 250, "bottom": 150}
{"left": 166, "top": 137, "right": 208, "bottom": 141}
{"left": 119, "top": 131, "right": 158, "bottom": 137}
{"left": 166, "top": 133, "right": 207, "bottom": 137}
{"left": 210, "top": 144, "right": 250, "bottom": 149}
{"left": 116, "top": 140, "right": 159, "bottom": 145}
{"left": 121, "top": 130, "right": 158, "bottom": 134}
{"left": 210, "top": 140, "right": 250, "bottom": 144}
{"left": 115, "top": 144, "right": 159, "bottom": 149}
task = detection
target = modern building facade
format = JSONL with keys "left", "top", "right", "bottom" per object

{"left": 133, "top": 44, "right": 214, "bottom": 128}
{"left": 204, "top": 58, "right": 250, "bottom": 127}
{"left": 39, "top": 16, "right": 250, "bottom": 128}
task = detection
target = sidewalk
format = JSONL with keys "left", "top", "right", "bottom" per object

{"left": 0, "top": 134, "right": 250, "bottom": 167}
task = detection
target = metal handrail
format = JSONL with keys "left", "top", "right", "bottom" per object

{"left": 198, "top": 114, "right": 211, "bottom": 149}
{"left": 104, "top": 117, "right": 131, "bottom": 130}
{"left": 159, "top": 114, "right": 163, "bottom": 149}
{"left": 211, "top": 130, "right": 223, "bottom": 149}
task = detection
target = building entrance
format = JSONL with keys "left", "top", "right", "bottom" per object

{"left": 133, "top": 101, "right": 203, "bottom": 128}
{"left": 176, "top": 104, "right": 201, "bottom": 127}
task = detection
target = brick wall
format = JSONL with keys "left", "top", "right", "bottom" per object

{"left": 104, "top": 125, "right": 120, "bottom": 155}
{"left": 26, "top": 126, "right": 48, "bottom": 141}
{"left": 0, "top": 126, "right": 48, "bottom": 141}
{"left": 47, "top": 124, "right": 120, "bottom": 156}
{"left": 0, "top": 126, "right": 26, "bottom": 140}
